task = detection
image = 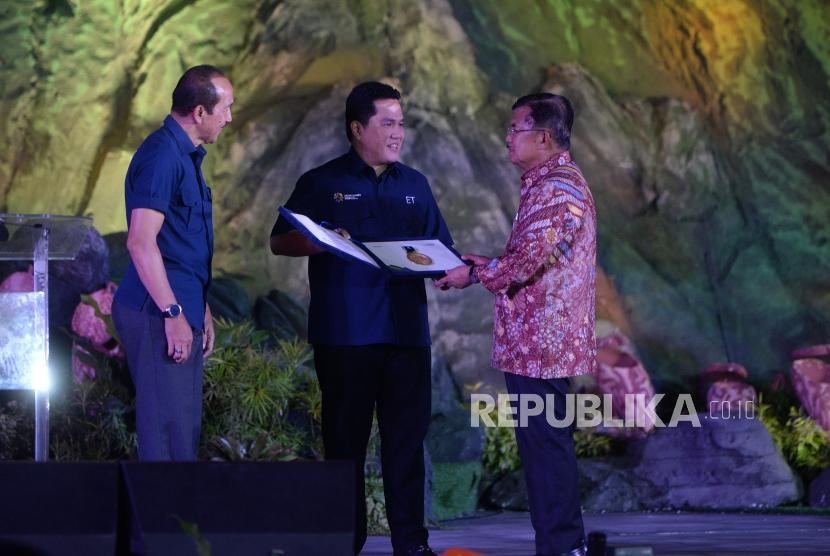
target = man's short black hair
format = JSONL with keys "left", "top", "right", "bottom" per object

{"left": 512, "top": 93, "right": 574, "bottom": 149}
{"left": 345, "top": 81, "right": 402, "bottom": 141}
{"left": 171, "top": 65, "right": 226, "bottom": 116}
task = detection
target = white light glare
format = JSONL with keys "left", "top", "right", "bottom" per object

{"left": 31, "top": 359, "right": 50, "bottom": 392}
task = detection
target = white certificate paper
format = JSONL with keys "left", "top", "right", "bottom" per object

{"left": 279, "top": 207, "right": 465, "bottom": 276}
{"left": 286, "top": 212, "right": 379, "bottom": 268}
{"left": 360, "top": 240, "right": 465, "bottom": 272}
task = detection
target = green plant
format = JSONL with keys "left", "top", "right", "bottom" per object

{"left": 363, "top": 418, "right": 390, "bottom": 534}
{"left": 201, "top": 319, "right": 320, "bottom": 459}
{"left": 174, "top": 516, "right": 212, "bottom": 556}
{"left": 0, "top": 399, "right": 34, "bottom": 459}
{"left": 207, "top": 434, "right": 297, "bottom": 462}
{"left": 50, "top": 333, "right": 136, "bottom": 460}
{"left": 573, "top": 429, "right": 612, "bottom": 458}
{"left": 80, "top": 292, "right": 121, "bottom": 345}
{"left": 2, "top": 315, "right": 326, "bottom": 463}
{"left": 480, "top": 395, "right": 521, "bottom": 476}
{"left": 482, "top": 420, "right": 521, "bottom": 476}
{"left": 758, "top": 396, "right": 830, "bottom": 481}
{"left": 365, "top": 470, "right": 390, "bottom": 535}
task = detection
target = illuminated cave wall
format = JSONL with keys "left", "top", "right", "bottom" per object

{"left": 1, "top": 0, "right": 828, "bottom": 390}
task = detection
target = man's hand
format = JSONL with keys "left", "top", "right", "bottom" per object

{"left": 203, "top": 303, "right": 215, "bottom": 358}
{"left": 270, "top": 230, "right": 325, "bottom": 256}
{"left": 462, "top": 253, "right": 492, "bottom": 266}
{"left": 165, "top": 313, "right": 193, "bottom": 363}
{"left": 435, "top": 264, "right": 473, "bottom": 290}
{"left": 333, "top": 227, "right": 351, "bottom": 240}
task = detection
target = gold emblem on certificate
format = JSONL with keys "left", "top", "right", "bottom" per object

{"left": 404, "top": 245, "right": 433, "bottom": 265}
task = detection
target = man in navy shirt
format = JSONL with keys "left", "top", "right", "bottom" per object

{"left": 113, "top": 65, "right": 234, "bottom": 461}
{"left": 271, "top": 82, "right": 450, "bottom": 556}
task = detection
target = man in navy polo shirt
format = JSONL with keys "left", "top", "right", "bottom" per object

{"left": 270, "top": 82, "right": 450, "bottom": 556}
{"left": 112, "top": 65, "right": 234, "bottom": 461}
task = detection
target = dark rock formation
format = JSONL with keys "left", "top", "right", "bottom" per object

{"left": 207, "top": 275, "right": 252, "bottom": 323}
{"left": 45, "top": 227, "right": 110, "bottom": 328}
{"left": 485, "top": 470, "right": 529, "bottom": 512}
{"left": 488, "top": 416, "right": 801, "bottom": 512}
{"left": 50, "top": 227, "right": 109, "bottom": 295}
{"left": 253, "top": 289, "right": 308, "bottom": 340}
{"left": 626, "top": 416, "right": 801, "bottom": 510}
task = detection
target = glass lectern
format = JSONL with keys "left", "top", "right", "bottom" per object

{"left": 0, "top": 213, "right": 92, "bottom": 461}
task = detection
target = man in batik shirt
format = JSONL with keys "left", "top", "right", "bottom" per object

{"left": 437, "top": 93, "right": 595, "bottom": 556}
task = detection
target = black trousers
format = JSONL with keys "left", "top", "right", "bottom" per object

{"left": 313, "top": 344, "right": 431, "bottom": 555}
{"left": 112, "top": 300, "right": 203, "bottom": 461}
{"left": 503, "top": 372, "right": 585, "bottom": 556}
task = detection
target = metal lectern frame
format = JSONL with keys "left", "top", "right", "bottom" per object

{"left": 0, "top": 213, "right": 92, "bottom": 461}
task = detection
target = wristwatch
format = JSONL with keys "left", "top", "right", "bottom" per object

{"left": 162, "top": 303, "right": 183, "bottom": 318}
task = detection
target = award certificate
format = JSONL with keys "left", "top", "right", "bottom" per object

{"left": 278, "top": 207, "right": 466, "bottom": 277}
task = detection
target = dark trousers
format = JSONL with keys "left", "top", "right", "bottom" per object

{"left": 112, "top": 300, "right": 204, "bottom": 461}
{"left": 313, "top": 344, "right": 431, "bottom": 555}
{"left": 503, "top": 372, "right": 585, "bottom": 556}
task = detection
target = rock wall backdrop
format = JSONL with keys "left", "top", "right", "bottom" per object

{"left": 2, "top": 0, "right": 828, "bottom": 392}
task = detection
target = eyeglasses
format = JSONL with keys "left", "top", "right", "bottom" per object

{"left": 506, "top": 127, "right": 550, "bottom": 137}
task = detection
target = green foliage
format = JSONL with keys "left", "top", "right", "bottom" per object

{"left": 364, "top": 419, "right": 389, "bottom": 535}
{"left": 365, "top": 470, "right": 389, "bottom": 535}
{"left": 757, "top": 396, "right": 830, "bottom": 481}
{"left": 573, "top": 429, "right": 612, "bottom": 458}
{"left": 431, "top": 461, "right": 482, "bottom": 520}
{"left": 0, "top": 292, "right": 136, "bottom": 461}
{"left": 483, "top": 420, "right": 521, "bottom": 476}
{"left": 201, "top": 318, "right": 322, "bottom": 460}
{"left": 80, "top": 292, "right": 121, "bottom": 344}
{"left": 480, "top": 395, "right": 521, "bottom": 476}
{"left": 1, "top": 316, "right": 323, "bottom": 463}
{"left": 206, "top": 434, "right": 296, "bottom": 462}
{"left": 174, "top": 517, "right": 212, "bottom": 556}
{"left": 50, "top": 339, "right": 136, "bottom": 461}
{"left": 0, "top": 399, "right": 34, "bottom": 459}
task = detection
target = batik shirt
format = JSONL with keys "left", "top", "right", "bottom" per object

{"left": 473, "top": 150, "right": 597, "bottom": 378}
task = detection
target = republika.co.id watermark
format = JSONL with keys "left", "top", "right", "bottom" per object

{"left": 470, "top": 393, "right": 756, "bottom": 428}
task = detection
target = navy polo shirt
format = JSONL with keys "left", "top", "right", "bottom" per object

{"left": 114, "top": 116, "right": 214, "bottom": 330}
{"left": 271, "top": 148, "right": 452, "bottom": 347}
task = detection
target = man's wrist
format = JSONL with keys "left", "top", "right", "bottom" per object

{"left": 162, "top": 303, "right": 183, "bottom": 318}
{"left": 468, "top": 265, "right": 480, "bottom": 285}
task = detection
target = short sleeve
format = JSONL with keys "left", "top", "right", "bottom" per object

{"left": 126, "top": 146, "right": 179, "bottom": 214}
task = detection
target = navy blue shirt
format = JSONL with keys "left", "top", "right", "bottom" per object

{"left": 272, "top": 148, "right": 452, "bottom": 346}
{"left": 115, "top": 116, "right": 214, "bottom": 329}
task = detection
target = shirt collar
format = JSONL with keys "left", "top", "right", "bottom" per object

{"left": 345, "top": 146, "right": 400, "bottom": 179}
{"left": 164, "top": 115, "right": 206, "bottom": 159}
{"left": 521, "top": 150, "right": 572, "bottom": 191}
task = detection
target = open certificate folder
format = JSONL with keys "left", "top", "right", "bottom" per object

{"left": 278, "top": 207, "right": 467, "bottom": 277}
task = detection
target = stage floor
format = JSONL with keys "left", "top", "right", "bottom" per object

{"left": 363, "top": 510, "right": 830, "bottom": 555}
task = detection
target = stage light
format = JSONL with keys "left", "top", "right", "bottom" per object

{"left": 31, "top": 358, "right": 50, "bottom": 392}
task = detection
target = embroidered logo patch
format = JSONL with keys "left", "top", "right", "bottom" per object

{"left": 405, "top": 196, "right": 416, "bottom": 205}
{"left": 334, "top": 192, "right": 361, "bottom": 203}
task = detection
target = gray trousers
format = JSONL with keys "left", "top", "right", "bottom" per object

{"left": 112, "top": 300, "right": 204, "bottom": 461}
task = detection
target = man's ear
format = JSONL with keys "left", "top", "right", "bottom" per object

{"left": 351, "top": 121, "right": 361, "bottom": 140}
{"left": 540, "top": 129, "right": 554, "bottom": 149}
{"left": 193, "top": 105, "right": 205, "bottom": 123}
